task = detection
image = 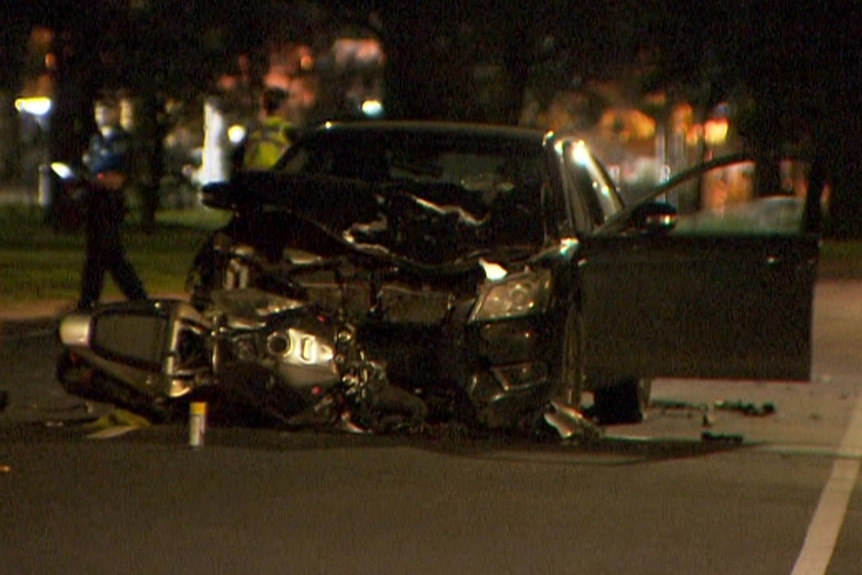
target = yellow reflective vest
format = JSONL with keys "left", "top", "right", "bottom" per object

{"left": 243, "top": 117, "right": 293, "bottom": 170}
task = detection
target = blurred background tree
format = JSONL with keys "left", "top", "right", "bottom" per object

{"left": 0, "top": 3, "right": 32, "bottom": 182}
{"left": 5, "top": 0, "right": 861, "bottom": 236}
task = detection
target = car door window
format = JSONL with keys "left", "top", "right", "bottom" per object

{"left": 666, "top": 159, "right": 809, "bottom": 235}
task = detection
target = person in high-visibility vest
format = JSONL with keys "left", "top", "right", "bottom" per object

{"left": 242, "top": 87, "right": 294, "bottom": 170}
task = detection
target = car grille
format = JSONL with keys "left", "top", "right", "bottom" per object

{"left": 301, "top": 281, "right": 454, "bottom": 325}
{"left": 376, "top": 284, "right": 453, "bottom": 324}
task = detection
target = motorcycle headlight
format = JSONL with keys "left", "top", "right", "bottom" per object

{"left": 469, "top": 270, "right": 551, "bottom": 322}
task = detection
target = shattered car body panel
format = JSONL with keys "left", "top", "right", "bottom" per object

{"left": 187, "top": 122, "right": 820, "bottom": 428}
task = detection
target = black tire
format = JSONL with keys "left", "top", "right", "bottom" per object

{"left": 593, "top": 379, "right": 651, "bottom": 425}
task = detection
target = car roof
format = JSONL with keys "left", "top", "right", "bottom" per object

{"left": 306, "top": 120, "right": 555, "bottom": 144}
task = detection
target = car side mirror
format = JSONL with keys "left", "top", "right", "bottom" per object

{"left": 632, "top": 201, "right": 678, "bottom": 234}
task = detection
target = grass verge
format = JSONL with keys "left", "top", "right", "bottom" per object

{"left": 0, "top": 204, "right": 230, "bottom": 305}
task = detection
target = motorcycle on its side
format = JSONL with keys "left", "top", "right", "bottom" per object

{"left": 56, "top": 288, "right": 427, "bottom": 433}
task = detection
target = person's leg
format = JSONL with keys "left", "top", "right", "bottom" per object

{"left": 78, "top": 256, "right": 106, "bottom": 310}
{"left": 108, "top": 254, "right": 148, "bottom": 301}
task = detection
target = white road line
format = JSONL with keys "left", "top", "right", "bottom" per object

{"left": 790, "top": 391, "right": 862, "bottom": 575}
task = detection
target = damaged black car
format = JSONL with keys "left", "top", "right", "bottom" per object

{"left": 182, "top": 121, "right": 820, "bottom": 431}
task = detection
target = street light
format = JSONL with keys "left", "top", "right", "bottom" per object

{"left": 14, "top": 97, "right": 52, "bottom": 117}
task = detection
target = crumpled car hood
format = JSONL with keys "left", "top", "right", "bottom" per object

{"left": 205, "top": 172, "right": 539, "bottom": 269}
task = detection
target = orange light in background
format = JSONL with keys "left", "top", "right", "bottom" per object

{"left": 704, "top": 118, "right": 729, "bottom": 146}
{"left": 28, "top": 26, "right": 53, "bottom": 52}
{"left": 599, "top": 108, "right": 656, "bottom": 143}
{"left": 686, "top": 124, "right": 703, "bottom": 147}
{"left": 671, "top": 103, "right": 693, "bottom": 133}
{"left": 300, "top": 54, "right": 315, "bottom": 72}
{"left": 333, "top": 38, "right": 384, "bottom": 68}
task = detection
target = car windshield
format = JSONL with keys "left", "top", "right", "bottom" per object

{"left": 274, "top": 127, "right": 549, "bottom": 262}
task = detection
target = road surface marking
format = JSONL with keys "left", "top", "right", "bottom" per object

{"left": 790, "top": 390, "right": 862, "bottom": 575}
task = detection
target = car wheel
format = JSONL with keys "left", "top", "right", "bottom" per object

{"left": 556, "top": 308, "right": 582, "bottom": 408}
{"left": 593, "top": 379, "right": 651, "bottom": 425}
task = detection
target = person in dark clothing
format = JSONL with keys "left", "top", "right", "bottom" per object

{"left": 76, "top": 138, "right": 147, "bottom": 310}
{"left": 83, "top": 99, "right": 132, "bottom": 174}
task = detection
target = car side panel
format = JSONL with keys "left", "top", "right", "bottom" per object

{"left": 576, "top": 234, "right": 819, "bottom": 385}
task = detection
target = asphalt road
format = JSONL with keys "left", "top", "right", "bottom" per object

{"left": 1, "top": 280, "right": 861, "bottom": 575}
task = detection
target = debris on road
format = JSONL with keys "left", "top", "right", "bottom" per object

{"left": 713, "top": 399, "right": 776, "bottom": 416}
{"left": 650, "top": 398, "right": 778, "bottom": 427}
{"left": 82, "top": 409, "right": 151, "bottom": 440}
{"left": 650, "top": 398, "right": 711, "bottom": 415}
{"left": 701, "top": 431, "right": 745, "bottom": 445}
{"left": 545, "top": 400, "right": 604, "bottom": 442}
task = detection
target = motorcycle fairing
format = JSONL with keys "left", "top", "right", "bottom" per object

{"left": 59, "top": 299, "right": 210, "bottom": 399}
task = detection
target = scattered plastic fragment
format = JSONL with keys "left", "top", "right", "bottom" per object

{"left": 651, "top": 398, "right": 710, "bottom": 414}
{"left": 544, "top": 400, "right": 603, "bottom": 442}
{"left": 86, "top": 426, "right": 141, "bottom": 440}
{"left": 651, "top": 398, "right": 777, "bottom": 419}
{"left": 713, "top": 400, "right": 776, "bottom": 417}
{"left": 82, "top": 409, "right": 151, "bottom": 439}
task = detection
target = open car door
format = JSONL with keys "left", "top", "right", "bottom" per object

{"left": 577, "top": 154, "right": 820, "bottom": 384}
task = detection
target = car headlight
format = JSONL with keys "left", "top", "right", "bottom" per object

{"left": 469, "top": 270, "right": 551, "bottom": 321}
